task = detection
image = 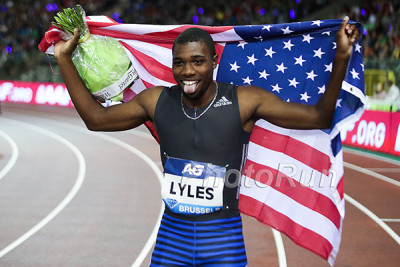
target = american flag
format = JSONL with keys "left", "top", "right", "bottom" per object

{"left": 39, "top": 16, "right": 365, "bottom": 265}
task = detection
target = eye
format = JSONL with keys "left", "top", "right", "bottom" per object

{"left": 194, "top": 59, "right": 204, "bottom": 65}
{"left": 173, "top": 60, "right": 183, "bottom": 66}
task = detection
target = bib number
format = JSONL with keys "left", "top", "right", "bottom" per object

{"left": 162, "top": 157, "right": 225, "bottom": 215}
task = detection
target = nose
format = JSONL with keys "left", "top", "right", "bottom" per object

{"left": 182, "top": 63, "right": 195, "bottom": 76}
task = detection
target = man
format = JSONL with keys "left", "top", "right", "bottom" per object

{"left": 386, "top": 79, "right": 400, "bottom": 111}
{"left": 54, "top": 17, "right": 359, "bottom": 266}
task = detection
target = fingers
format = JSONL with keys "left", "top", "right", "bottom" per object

{"left": 340, "top": 16, "right": 349, "bottom": 32}
{"left": 347, "top": 24, "right": 359, "bottom": 43}
{"left": 340, "top": 16, "right": 360, "bottom": 44}
{"left": 54, "top": 28, "right": 80, "bottom": 60}
{"left": 72, "top": 28, "right": 80, "bottom": 44}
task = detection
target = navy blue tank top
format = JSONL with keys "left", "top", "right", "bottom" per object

{"left": 154, "top": 82, "right": 251, "bottom": 220}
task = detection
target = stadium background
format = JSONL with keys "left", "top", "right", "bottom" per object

{"left": 0, "top": 0, "right": 399, "bottom": 266}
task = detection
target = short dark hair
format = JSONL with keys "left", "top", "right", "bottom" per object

{"left": 172, "top": 27, "right": 216, "bottom": 57}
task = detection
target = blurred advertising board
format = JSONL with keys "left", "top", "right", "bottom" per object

{"left": 0, "top": 80, "right": 73, "bottom": 107}
{"left": 341, "top": 109, "right": 400, "bottom": 157}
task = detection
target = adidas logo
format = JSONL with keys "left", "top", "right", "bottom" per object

{"left": 214, "top": 96, "right": 232, "bottom": 107}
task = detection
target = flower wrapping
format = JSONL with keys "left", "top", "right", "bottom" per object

{"left": 51, "top": 5, "right": 138, "bottom": 102}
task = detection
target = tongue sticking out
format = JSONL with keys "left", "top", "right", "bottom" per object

{"left": 183, "top": 83, "right": 197, "bottom": 94}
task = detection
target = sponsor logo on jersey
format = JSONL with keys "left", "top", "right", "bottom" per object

{"left": 214, "top": 96, "right": 232, "bottom": 107}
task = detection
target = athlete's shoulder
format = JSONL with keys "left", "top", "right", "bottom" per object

{"left": 237, "top": 84, "right": 275, "bottom": 99}
{"left": 136, "top": 86, "right": 164, "bottom": 101}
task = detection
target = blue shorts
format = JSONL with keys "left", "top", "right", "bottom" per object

{"left": 150, "top": 213, "right": 247, "bottom": 266}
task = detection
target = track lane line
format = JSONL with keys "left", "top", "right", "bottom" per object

{"left": 344, "top": 194, "right": 400, "bottom": 246}
{"left": 381, "top": 219, "right": 400, "bottom": 222}
{"left": 26, "top": 118, "right": 164, "bottom": 267}
{"left": 344, "top": 162, "right": 400, "bottom": 187}
{"left": 0, "top": 119, "right": 86, "bottom": 258}
{"left": 5, "top": 113, "right": 286, "bottom": 266}
{"left": 344, "top": 150, "right": 400, "bottom": 247}
{"left": 0, "top": 129, "right": 19, "bottom": 182}
{"left": 272, "top": 229, "right": 287, "bottom": 267}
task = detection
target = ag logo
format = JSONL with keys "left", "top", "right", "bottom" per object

{"left": 182, "top": 164, "right": 205, "bottom": 176}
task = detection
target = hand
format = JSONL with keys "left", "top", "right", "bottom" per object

{"left": 335, "top": 16, "right": 360, "bottom": 59}
{"left": 54, "top": 28, "right": 80, "bottom": 60}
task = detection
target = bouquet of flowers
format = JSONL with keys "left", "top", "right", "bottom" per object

{"left": 52, "top": 5, "right": 138, "bottom": 102}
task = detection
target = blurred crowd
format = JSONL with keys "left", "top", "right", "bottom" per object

{"left": 344, "top": 0, "right": 400, "bottom": 71}
{"left": 0, "top": 0, "right": 399, "bottom": 83}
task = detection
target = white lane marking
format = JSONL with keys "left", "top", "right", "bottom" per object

{"left": 344, "top": 147, "right": 400, "bottom": 166}
{"left": 0, "top": 130, "right": 19, "bottom": 182}
{"left": 344, "top": 162, "right": 400, "bottom": 187}
{"left": 127, "top": 128, "right": 155, "bottom": 140}
{"left": 365, "top": 168, "right": 400, "bottom": 172}
{"left": 381, "top": 219, "right": 400, "bottom": 223}
{"left": 0, "top": 119, "right": 86, "bottom": 258}
{"left": 272, "top": 229, "right": 287, "bottom": 267}
{"left": 31, "top": 119, "right": 164, "bottom": 267}
{"left": 345, "top": 194, "right": 400, "bottom": 246}
{"left": 87, "top": 132, "right": 163, "bottom": 267}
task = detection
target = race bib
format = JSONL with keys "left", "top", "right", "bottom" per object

{"left": 162, "top": 157, "right": 225, "bottom": 215}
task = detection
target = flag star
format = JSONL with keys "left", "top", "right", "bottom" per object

{"left": 322, "top": 31, "right": 331, "bottom": 36}
{"left": 312, "top": 20, "right": 323, "bottom": 27}
{"left": 300, "top": 92, "right": 311, "bottom": 102}
{"left": 288, "top": 77, "right": 300, "bottom": 88}
{"left": 286, "top": 99, "right": 291, "bottom": 102}
{"left": 283, "top": 40, "right": 295, "bottom": 51}
{"left": 281, "top": 26, "right": 294, "bottom": 34}
{"left": 360, "top": 63, "right": 364, "bottom": 71}
{"left": 276, "top": 62, "right": 287, "bottom": 73}
{"left": 313, "top": 48, "right": 325, "bottom": 58}
{"left": 247, "top": 54, "right": 258, "bottom": 65}
{"left": 324, "top": 63, "right": 332, "bottom": 72}
{"left": 306, "top": 70, "right": 318, "bottom": 81}
{"left": 272, "top": 83, "right": 282, "bottom": 93}
{"left": 259, "top": 70, "right": 270, "bottom": 80}
{"left": 242, "top": 76, "right": 253, "bottom": 85}
{"left": 230, "top": 61, "right": 241, "bottom": 73}
{"left": 265, "top": 47, "right": 276, "bottom": 58}
{"left": 237, "top": 41, "right": 248, "bottom": 49}
{"left": 350, "top": 68, "right": 360, "bottom": 80}
{"left": 255, "top": 36, "right": 263, "bottom": 41}
{"left": 294, "top": 55, "right": 306, "bottom": 66}
{"left": 262, "top": 25, "right": 272, "bottom": 31}
{"left": 336, "top": 99, "right": 342, "bottom": 107}
{"left": 318, "top": 85, "right": 326, "bottom": 94}
{"left": 355, "top": 43, "right": 362, "bottom": 53}
{"left": 333, "top": 42, "right": 337, "bottom": 49}
{"left": 302, "top": 34, "right": 314, "bottom": 43}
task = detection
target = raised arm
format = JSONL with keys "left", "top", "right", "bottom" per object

{"left": 239, "top": 16, "right": 360, "bottom": 132}
{"left": 54, "top": 29, "right": 161, "bottom": 131}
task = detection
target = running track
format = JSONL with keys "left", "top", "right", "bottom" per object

{"left": 0, "top": 103, "right": 399, "bottom": 266}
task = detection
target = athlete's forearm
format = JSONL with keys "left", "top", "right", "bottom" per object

{"left": 314, "top": 53, "right": 350, "bottom": 128}
{"left": 314, "top": 17, "right": 358, "bottom": 129}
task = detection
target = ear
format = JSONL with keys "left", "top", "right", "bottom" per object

{"left": 212, "top": 54, "right": 218, "bottom": 69}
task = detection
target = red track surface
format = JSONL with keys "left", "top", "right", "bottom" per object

{"left": 0, "top": 103, "right": 399, "bottom": 266}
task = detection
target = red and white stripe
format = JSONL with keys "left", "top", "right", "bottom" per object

{"left": 239, "top": 120, "right": 345, "bottom": 265}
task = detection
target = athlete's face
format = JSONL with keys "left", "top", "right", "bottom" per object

{"left": 172, "top": 41, "right": 218, "bottom": 100}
